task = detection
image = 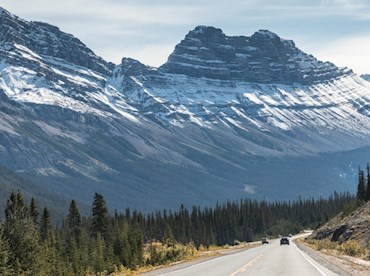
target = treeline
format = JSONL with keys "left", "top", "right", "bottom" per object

{"left": 356, "top": 165, "right": 370, "bottom": 202}
{"left": 0, "top": 191, "right": 354, "bottom": 275}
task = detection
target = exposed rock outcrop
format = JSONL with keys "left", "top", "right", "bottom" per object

{"left": 309, "top": 201, "right": 370, "bottom": 247}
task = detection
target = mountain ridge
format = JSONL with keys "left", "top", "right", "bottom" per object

{"left": 0, "top": 7, "right": 112, "bottom": 75}
{"left": 160, "top": 25, "right": 351, "bottom": 84}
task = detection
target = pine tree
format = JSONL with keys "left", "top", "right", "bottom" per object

{"left": 40, "top": 207, "right": 52, "bottom": 242}
{"left": 357, "top": 168, "right": 366, "bottom": 201}
{"left": 91, "top": 193, "right": 109, "bottom": 240}
{"left": 0, "top": 224, "right": 12, "bottom": 275}
{"left": 41, "top": 231, "right": 63, "bottom": 275}
{"left": 366, "top": 164, "right": 370, "bottom": 202}
{"left": 64, "top": 234, "right": 79, "bottom": 270}
{"left": 4, "top": 191, "right": 43, "bottom": 274}
{"left": 129, "top": 223, "right": 144, "bottom": 268}
{"left": 91, "top": 232, "right": 107, "bottom": 273}
{"left": 112, "top": 219, "right": 131, "bottom": 268}
{"left": 29, "top": 197, "right": 39, "bottom": 225}
{"left": 67, "top": 200, "right": 82, "bottom": 239}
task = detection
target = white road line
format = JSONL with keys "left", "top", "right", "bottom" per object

{"left": 229, "top": 254, "right": 263, "bottom": 276}
{"left": 294, "top": 243, "right": 328, "bottom": 276}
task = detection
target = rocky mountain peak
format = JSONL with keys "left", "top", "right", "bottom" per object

{"left": 0, "top": 6, "right": 9, "bottom": 17}
{"left": 251, "top": 29, "right": 280, "bottom": 41}
{"left": 186, "top": 25, "right": 226, "bottom": 42}
{"left": 117, "top": 57, "right": 157, "bottom": 77}
{"left": 0, "top": 7, "right": 113, "bottom": 75}
{"left": 160, "top": 26, "right": 351, "bottom": 84}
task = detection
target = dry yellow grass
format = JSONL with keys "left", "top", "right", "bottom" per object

{"left": 300, "top": 238, "right": 370, "bottom": 261}
{"left": 110, "top": 241, "right": 259, "bottom": 275}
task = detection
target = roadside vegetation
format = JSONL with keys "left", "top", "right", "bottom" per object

{"left": 304, "top": 239, "right": 370, "bottom": 261}
{"left": 0, "top": 190, "right": 354, "bottom": 275}
{"left": 301, "top": 165, "right": 370, "bottom": 262}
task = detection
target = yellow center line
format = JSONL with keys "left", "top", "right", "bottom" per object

{"left": 230, "top": 254, "right": 264, "bottom": 276}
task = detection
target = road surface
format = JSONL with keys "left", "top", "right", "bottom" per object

{"left": 143, "top": 236, "right": 338, "bottom": 276}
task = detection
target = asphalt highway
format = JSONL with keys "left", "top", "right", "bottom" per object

{"left": 145, "top": 235, "right": 338, "bottom": 276}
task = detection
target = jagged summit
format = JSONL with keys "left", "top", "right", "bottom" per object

{"left": 0, "top": 6, "right": 8, "bottom": 16}
{"left": 160, "top": 26, "right": 351, "bottom": 84}
{"left": 0, "top": 7, "right": 14, "bottom": 18}
{"left": 187, "top": 25, "right": 226, "bottom": 40}
{"left": 0, "top": 7, "right": 112, "bottom": 75}
{"left": 252, "top": 29, "right": 280, "bottom": 40}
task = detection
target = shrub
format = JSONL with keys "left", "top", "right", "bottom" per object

{"left": 339, "top": 240, "right": 365, "bottom": 257}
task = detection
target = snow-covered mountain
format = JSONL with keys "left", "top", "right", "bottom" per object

{"left": 1, "top": 8, "right": 370, "bottom": 212}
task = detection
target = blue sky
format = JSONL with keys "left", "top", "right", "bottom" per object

{"left": 1, "top": 0, "right": 370, "bottom": 74}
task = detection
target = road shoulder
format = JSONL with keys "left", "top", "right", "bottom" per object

{"left": 296, "top": 240, "right": 370, "bottom": 276}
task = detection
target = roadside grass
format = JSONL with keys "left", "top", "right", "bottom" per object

{"left": 302, "top": 239, "right": 370, "bottom": 261}
{"left": 110, "top": 241, "right": 259, "bottom": 275}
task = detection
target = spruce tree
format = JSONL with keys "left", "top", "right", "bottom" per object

{"left": 64, "top": 234, "right": 79, "bottom": 271}
{"left": 91, "top": 193, "right": 109, "bottom": 240}
{"left": 91, "top": 232, "right": 107, "bottom": 273}
{"left": 4, "top": 191, "right": 43, "bottom": 274}
{"left": 41, "top": 231, "right": 63, "bottom": 275}
{"left": 366, "top": 164, "right": 370, "bottom": 202}
{"left": 40, "top": 207, "right": 52, "bottom": 242}
{"left": 29, "top": 197, "right": 39, "bottom": 225}
{"left": 67, "top": 200, "right": 82, "bottom": 239}
{"left": 357, "top": 168, "right": 366, "bottom": 201}
{"left": 113, "top": 221, "right": 130, "bottom": 267}
{"left": 0, "top": 224, "right": 12, "bottom": 275}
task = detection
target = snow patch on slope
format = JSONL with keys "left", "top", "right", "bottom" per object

{"left": 116, "top": 69, "right": 370, "bottom": 153}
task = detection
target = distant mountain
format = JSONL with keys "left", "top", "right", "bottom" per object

{"left": 160, "top": 26, "right": 350, "bottom": 84}
{"left": 1, "top": 7, "right": 370, "bottom": 212}
{"left": 361, "top": 74, "right": 370, "bottom": 82}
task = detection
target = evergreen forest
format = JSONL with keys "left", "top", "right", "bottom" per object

{"left": 0, "top": 189, "right": 355, "bottom": 275}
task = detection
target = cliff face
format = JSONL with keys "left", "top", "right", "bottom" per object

{"left": 160, "top": 26, "right": 351, "bottom": 84}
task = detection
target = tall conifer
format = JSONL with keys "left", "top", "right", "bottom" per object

{"left": 40, "top": 207, "right": 52, "bottom": 242}
{"left": 67, "top": 200, "right": 82, "bottom": 239}
{"left": 357, "top": 168, "right": 366, "bottom": 201}
{"left": 29, "top": 198, "right": 39, "bottom": 225}
{"left": 4, "top": 191, "right": 42, "bottom": 274}
{"left": 0, "top": 224, "right": 11, "bottom": 275}
{"left": 91, "top": 193, "right": 109, "bottom": 240}
{"left": 366, "top": 164, "right": 370, "bottom": 202}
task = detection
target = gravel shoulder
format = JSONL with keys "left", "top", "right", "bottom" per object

{"left": 296, "top": 241, "right": 370, "bottom": 276}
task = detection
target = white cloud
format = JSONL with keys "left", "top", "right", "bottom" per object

{"left": 305, "top": 35, "right": 370, "bottom": 74}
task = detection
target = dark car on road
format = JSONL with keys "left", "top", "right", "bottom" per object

{"left": 280, "top": 237, "right": 289, "bottom": 245}
{"left": 261, "top": 238, "right": 269, "bottom": 244}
